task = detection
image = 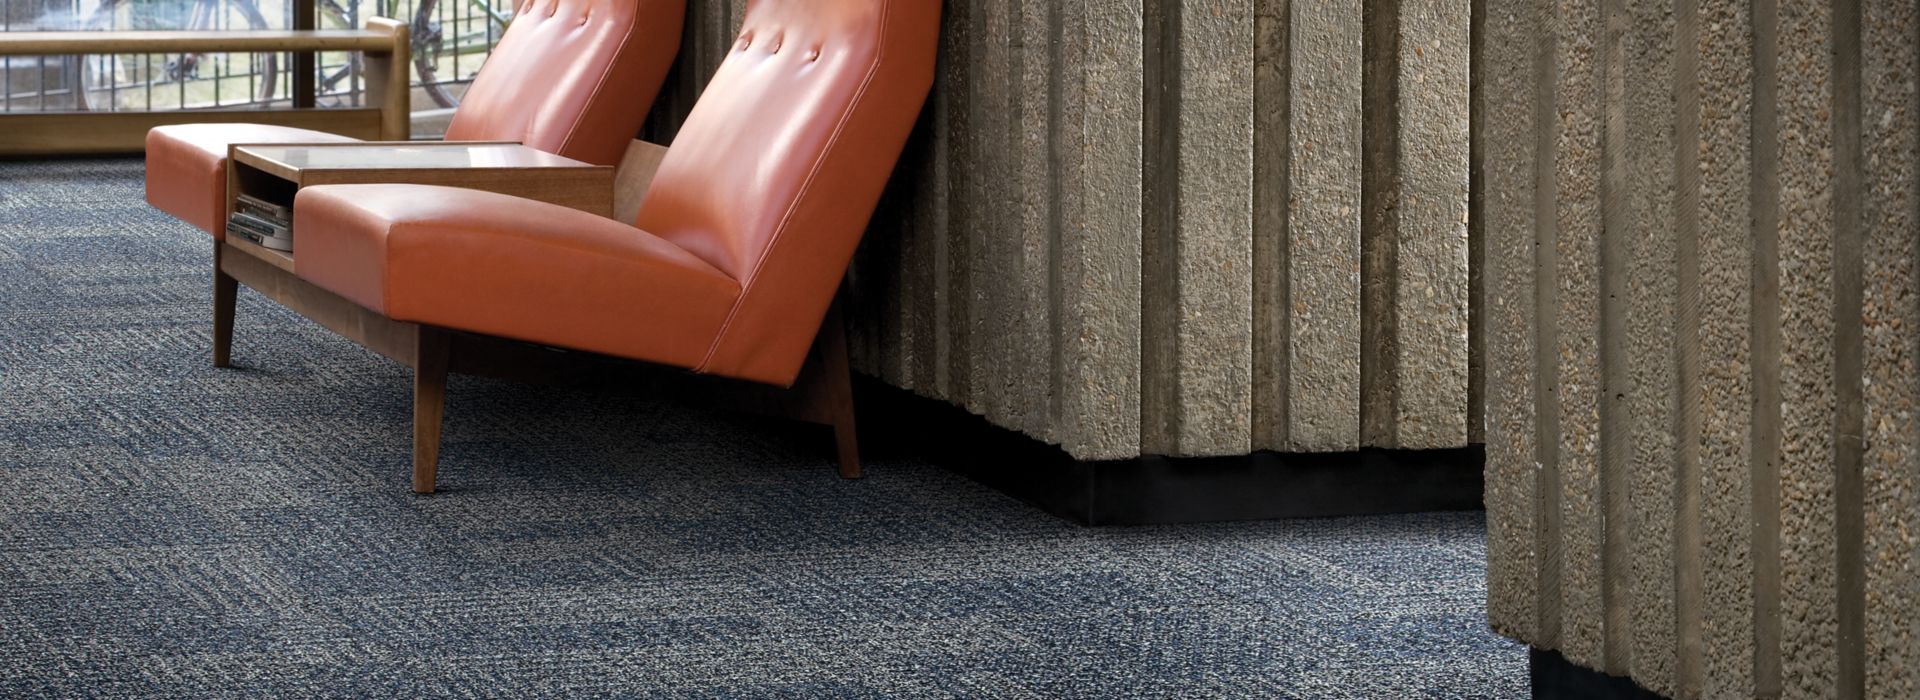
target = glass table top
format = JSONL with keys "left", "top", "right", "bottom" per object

{"left": 236, "top": 142, "right": 594, "bottom": 171}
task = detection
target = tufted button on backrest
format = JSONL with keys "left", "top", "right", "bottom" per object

{"left": 443, "top": 0, "right": 684, "bottom": 166}
{"left": 631, "top": 0, "right": 940, "bottom": 386}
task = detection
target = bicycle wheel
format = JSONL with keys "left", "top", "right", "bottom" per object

{"left": 409, "top": 0, "right": 459, "bottom": 108}
{"left": 221, "top": 0, "right": 280, "bottom": 102}
{"left": 78, "top": 0, "right": 281, "bottom": 109}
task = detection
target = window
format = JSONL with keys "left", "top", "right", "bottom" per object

{"left": 1, "top": 0, "right": 517, "bottom": 137}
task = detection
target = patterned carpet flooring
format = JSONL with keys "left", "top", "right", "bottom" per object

{"left": 0, "top": 158, "right": 1524, "bottom": 698}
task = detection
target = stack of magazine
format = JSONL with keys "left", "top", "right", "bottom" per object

{"left": 228, "top": 194, "right": 294, "bottom": 252}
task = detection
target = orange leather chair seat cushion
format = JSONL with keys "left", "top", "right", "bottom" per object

{"left": 145, "top": 124, "right": 359, "bottom": 237}
{"left": 291, "top": 184, "right": 740, "bottom": 369}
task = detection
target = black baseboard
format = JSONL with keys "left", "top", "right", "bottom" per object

{"left": 853, "top": 377, "right": 1484, "bottom": 526}
{"left": 1529, "top": 649, "right": 1668, "bottom": 699}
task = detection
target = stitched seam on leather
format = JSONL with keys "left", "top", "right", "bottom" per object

{"left": 553, "top": 5, "right": 640, "bottom": 156}
{"left": 693, "top": 1, "right": 892, "bottom": 377}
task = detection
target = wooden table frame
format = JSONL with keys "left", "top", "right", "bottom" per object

{"left": 215, "top": 139, "right": 862, "bottom": 493}
{"left": 0, "top": 19, "right": 410, "bottom": 157}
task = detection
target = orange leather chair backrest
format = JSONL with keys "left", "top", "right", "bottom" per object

{"left": 443, "top": 0, "right": 685, "bottom": 166}
{"left": 633, "top": 0, "right": 941, "bottom": 386}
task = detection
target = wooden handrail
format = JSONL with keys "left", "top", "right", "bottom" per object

{"left": 0, "top": 29, "right": 398, "bottom": 55}
{"left": 0, "top": 18, "right": 411, "bottom": 154}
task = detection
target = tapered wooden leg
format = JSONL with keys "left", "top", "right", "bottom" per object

{"left": 412, "top": 327, "right": 450, "bottom": 494}
{"left": 212, "top": 247, "right": 237, "bottom": 369}
{"left": 813, "top": 302, "right": 861, "bottom": 479}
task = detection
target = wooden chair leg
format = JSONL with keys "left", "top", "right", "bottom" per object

{"left": 813, "top": 302, "right": 861, "bottom": 480}
{"left": 412, "top": 327, "right": 450, "bottom": 494}
{"left": 212, "top": 248, "right": 236, "bottom": 368}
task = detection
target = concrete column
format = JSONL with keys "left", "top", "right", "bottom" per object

{"left": 1360, "top": 0, "right": 1472, "bottom": 450}
{"left": 1694, "top": 0, "right": 1760, "bottom": 694}
{"left": 1479, "top": 0, "right": 1545, "bottom": 645}
{"left": 1052, "top": 0, "right": 1146, "bottom": 460}
{"left": 1775, "top": 0, "right": 1842, "bottom": 694}
{"left": 1621, "top": 0, "right": 1682, "bottom": 691}
{"left": 1013, "top": 0, "right": 1056, "bottom": 442}
{"left": 1481, "top": 0, "right": 1920, "bottom": 694}
{"left": 1549, "top": 0, "right": 1606, "bottom": 670}
{"left": 1140, "top": 0, "right": 1257, "bottom": 457}
{"left": 1861, "top": 0, "right": 1919, "bottom": 695}
{"left": 966, "top": 0, "right": 1015, "bottom": 427}
{"left": 1253, "top": 0, "right": 1364, "bottom": 453}
{"left": 936, "top": 2, "right": 976, "bottom": 407}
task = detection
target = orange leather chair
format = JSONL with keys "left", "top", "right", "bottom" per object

{"left": 291, "top": 0, "right": 941, "bottom": 492}
{"left": 144, "top": 0, "right": 686, "bottom": 236}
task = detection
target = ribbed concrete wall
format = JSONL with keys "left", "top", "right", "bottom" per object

{"left": 644, "top": 2, "right": 1473, "bottom": 461}
{"left": 1480, "top": 0, "right": 1919, "bottom": 696}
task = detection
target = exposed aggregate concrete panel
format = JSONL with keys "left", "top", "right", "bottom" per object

{"left": 1480, "top": 0, "right": 1920, "bottom": 695}
{"left": 1695, "top": 0, "right": 1759, "bottom": 695}
{"left": 1055, "top": 0, "right": 1147, "bottom": 460}
{"left": 1775, "top": 1, "right": 1840, "bottom": 695}
{"left": 1158, "top": 0, "right": 1256, "bottom": 456}
{"left": 1862, "top": 0, "right": 1919, "bottom": 695}
{"left": 1480, "top": 0, "right": 1544, "bottom": 645}
{"left": 653, "top": 3, "right": 1471, "bottom": 462}
{"left": 1286, "top": 0, "right": 1364, "bottom": 452}
{"left": 1621, "top": 0, "right": 1681, "bottom": 691}
{"left": 1551, "top": 0, "right": 1606, "bottom": 671}
{"left": 1386, "top": 0, "right": 1472, "bottom": 450}
{"left": 1252, "top": 0, "right": 1365, "bottom": 453}
{"left": 1014, "top": 0, "right": 1056, "bottom": 442}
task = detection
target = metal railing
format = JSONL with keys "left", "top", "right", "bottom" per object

{"left": 1, "top": 0, "right": 512, "bottom": 120}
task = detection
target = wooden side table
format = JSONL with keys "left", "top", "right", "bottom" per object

{"left": 214, "top": 141, "right": 614, "bottom": 363}
{"left": 220, "top": 141, "right": 614, "bottom": 268}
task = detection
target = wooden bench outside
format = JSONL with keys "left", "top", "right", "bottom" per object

{"left": 0, "top": 18, "right": 409, "bottom": 157}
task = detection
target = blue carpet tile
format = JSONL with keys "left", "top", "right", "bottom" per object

{"left": 0, "top": 158, "right": 1525, "bottom": 698}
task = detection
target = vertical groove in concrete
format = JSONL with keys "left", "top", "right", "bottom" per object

{"left": 1251, "top": 0, "right": 1292, "bottom": 452}
{"left": 977, "top": 0, "right": 1018, "bottom": 429}
{"left": 1386, "top": 0, "right": 1471, "bottom": 450}
{"left": 885, "top": 1, "right": 917, "bottom": 387}
{"left": 1830, "top": 1, "right": 1866, "bottom": 696}
{"left": 1530, "top": 0, "right": 1564, "bottom": 651}
{"left": 1775, "top": 0, "right": 1840, "bottom": 693}
{"left": 726, "top": 1, "right": 746, "bottom": 48}
{"left": 906, "top": 28, "right": 947, "bottom": 396}
{"left": 940, "top": 2, "right": 975, "bottom": 405}
{"left": 1747, "top": 0, "right": 1784, "bottom": 693}
{"left": 1595, "top": 0, "right": 1631, "bottom": 675}
{"left": 1281, "top": 0, "right": 1363, "bottom": 451}
{"left": 1015, "top": 0, "right": 1056, "bottom": 441}
{"left": 1138, "top": 0, "right": 1182, "bottom": 457}
{"left": 1669, "top": 0, "right": 1705, "bottom": 692}
{"left": 860, "top": 115, "right": 913, "bottom": 389}
{"left": 703, "top": 0, "right": 728, "bottom": 81}
{"left": 1552, "top": 0, "right": 1606, "bottom": 669}
{"left": 1620, "top": 0, "right": 1681, "bottom": 691}
{"left": 1695, "top": 0, "right": 1758, "bottom": 693}
{"left": 1481, "top": 0, "right": 1542, "bottom": 644}
{"left": 1466, "top": 0, "right": 1486, "bottom": 447}
{"left": 1359, "top": 0, "right": 1399, "bottom": 449}
{"left": 1046, "top": 0, "right": 1079, "bottom": 452}
{"left": 1861, "top": 0, "right": 1919, "bottom": 694}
